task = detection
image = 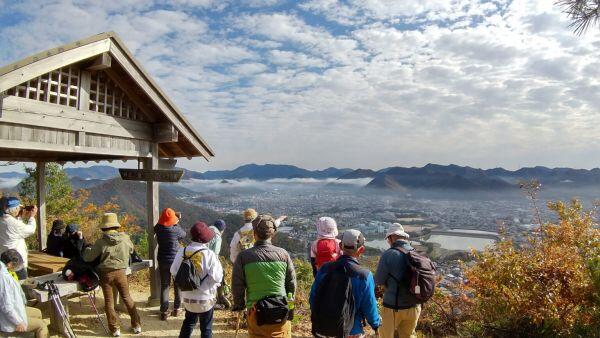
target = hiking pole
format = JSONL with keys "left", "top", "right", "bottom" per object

{"left": 87, "top": 292, "right": 110, "bottom": 335}
{"left": 234, "top": 311, "right": 242, "bottom": 338}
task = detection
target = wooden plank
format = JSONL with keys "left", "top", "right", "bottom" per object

{"left": 85, "top": 52, "right": 111, "bottom": 71}
{"left": 119, "top": 168, "right": 183, "bottom": 182}
{"left": 78, "top": 70, "right": 91, "bottom": 110}
{"left": 0, "top": 138, "right": 150, "bottom": 158}
{"left": 1, "top": 96, "right": 153, "bottom": 140}
{"left": 36, "top": 162, "right": 47, "bottom": 250}
{"left": 0, "top": 39, "right": 111, "bottom": 93}
{"left": 153, "top": 123, "right": 178, "bottom": 143}
{"left": 144, "top": 144, "right": 161, "bottom": 302}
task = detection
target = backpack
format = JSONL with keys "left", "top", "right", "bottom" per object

{"left": 62, "top": 257, "right": 100, "bottom": 292}
{"left": 237, "top": 229, "right": 255, "bottom": 252}
{"left": 311, "top": 260, "right": 355, "bottom": 337}
{"left": 389, "top": 246, "right": 436, "bottom": 304}
{"left": 174, "top": 247, "right": 208, "bottom": 291}
{"left": 315, "top": 239, "right": 339, "bottom": 269}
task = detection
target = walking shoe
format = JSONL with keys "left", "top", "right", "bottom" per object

{"left": 111, "top": 329, "right": 121, "bottom": 337}
{"left": 132, "top": 326, "right": 142, "bottom": 334}
{"left": 160, "top": 312, "right": 168, "bottom": 321}
{"left": 171, "top": 308, "right": 183, "bottom": 317}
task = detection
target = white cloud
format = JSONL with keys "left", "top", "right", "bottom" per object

{"left": 1, "top": 0, "right": 600, "bottom": 172}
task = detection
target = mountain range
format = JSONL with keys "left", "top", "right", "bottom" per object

{"left": 3, "top": 163, "right": 600, "bottom": 191}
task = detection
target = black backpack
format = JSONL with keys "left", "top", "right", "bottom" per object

{"left": 311, "top": 260, "right": 355, "bottom": 337}
{"left": 389, "top": 246, "right": 436, "bottom": 305}
{"left": 174, "top": 247, "right": 208, "bottom": 291}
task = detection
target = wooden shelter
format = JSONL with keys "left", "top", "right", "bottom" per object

{"left": 0, "top": 32, "right": 214, "bottom": 299}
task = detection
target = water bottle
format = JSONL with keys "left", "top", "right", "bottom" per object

{"left": 287, "top": 292, "right": 295, "bottom": 320}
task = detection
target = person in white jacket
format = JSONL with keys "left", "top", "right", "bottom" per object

{"left": 0, "top": 197, "right": 37, "bottom": 280}
{"left": 171, "top": 222, "right": 223, "bottom": 338}
{"left": 229, "top": 208, "right": 286, "bottom": 263}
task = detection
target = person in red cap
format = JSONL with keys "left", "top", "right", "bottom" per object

{"left": 154, "top": 208, "right": 187, "bottom": 320}
{"left": 170, "top": 222, "right": 223, "bottom": 338}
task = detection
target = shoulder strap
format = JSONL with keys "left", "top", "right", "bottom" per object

{"left": 390, "top": 246, "right": 411, "bottom": 255}
{"left": 183, "top": 246, "right": 206, "bottom": 260}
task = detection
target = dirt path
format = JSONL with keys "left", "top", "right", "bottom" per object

{"left": 46, "top": 287, "right": 315, "bottom": 338}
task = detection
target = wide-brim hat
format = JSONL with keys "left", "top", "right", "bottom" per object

{"left": 100, "top": 213, "right": 121, "bottom": 229}
{"left": 386, "top": 223, "right": 410, "bottom": 239}
{"left": 252, "top": 214, "right": 277, "bottom": 238}
{"left": 158, "top": 208, "right": 179, "bottom": 226}
{"left": 243, "top": 208, "right": 258, "bottom": 222}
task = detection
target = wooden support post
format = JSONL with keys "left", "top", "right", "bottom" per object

{"left": 144, "top": 144, "right": 161, "bottom": 303}
{"left": 36, "top": 161, "right": 47, "bottom": 250}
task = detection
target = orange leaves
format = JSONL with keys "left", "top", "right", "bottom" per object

{"left": 463, "top": 199, "right": 600, "bottom": 335}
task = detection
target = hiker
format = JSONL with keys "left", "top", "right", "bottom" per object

{"left": 46, "top": 220, "right": 67, "bottom": 257}
{"left": 170, "top": 222, "right": 223, "bottom": 338}
{"left": 83, "top": 213, "right": 141, "bottom": 337}
{"left": 310, "top": 229, "right": 381, "bottom": 338}
{"left": 154, "top": 208, "right": 186, "bottom": 320}
{"left": 0, "top": 249, "right": 49, "bottom": 338}
{"left": 207, "top": 219, "right": 231, "bottom": 309}
{"left": 374, "top": 223, "right": 420, "bottom": 338}
{"left": 229, "top": 208, "right": 257, "bottom": 263}
{"left": 231, "top": 214, "right": 296, "bottom": 337}
{"left": 0, "top": 197, "right": 37, "bottom": 280}
{"left": 229, "top": 208, "right": 287, "bottom": 263}
{"left": 62, "top": 223, "right": 87, "bottom": 259}
{"left": 309, "top": 216, "right": 342, "bottom": 276}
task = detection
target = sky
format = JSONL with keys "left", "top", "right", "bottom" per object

{"left": 0, "top": 0, "right": 599, "bottom": 171}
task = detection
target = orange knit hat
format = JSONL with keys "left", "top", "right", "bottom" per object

{"left": 158, "top": 208, "right": 179, "bottom": 226}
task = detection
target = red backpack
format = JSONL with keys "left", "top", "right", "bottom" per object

{"left": 315, "top": 239, "right": 339, "bottom": 269}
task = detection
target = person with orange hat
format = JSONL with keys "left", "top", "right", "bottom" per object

{"left": 154, "top": 208, "right": 187, "bottom": 321}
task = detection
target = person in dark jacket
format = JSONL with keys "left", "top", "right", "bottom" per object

{"left": 62, "top": 224, "right": 86, "bottom": 259}
{"left": 374, "top": 223, "right": 420, "bottom": 338}
{"left": 46, "top": 220, "right": 66, "bottom": 257}
{"left": 154, "top": 208, "right": 186, "bottom": 320}
{"left": 310, "top": 229, "right": 381, "bottom": 337}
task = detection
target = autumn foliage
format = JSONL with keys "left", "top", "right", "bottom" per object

{"left": 465, "top": 199, "right": 600, "bottom": 336}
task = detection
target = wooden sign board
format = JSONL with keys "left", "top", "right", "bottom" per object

{"left": 119, "top": 169, "right": 184, "bottom": 182}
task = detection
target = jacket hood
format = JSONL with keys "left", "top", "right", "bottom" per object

{"left": 103, "top": 231, "right": 125, "bottom": 245}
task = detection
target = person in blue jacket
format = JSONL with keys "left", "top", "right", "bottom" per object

{"left": 154, "top": 208, "right": 186, "bottom": 321}
{"left": 310, "top": 229, "right": 381, "bottom": 337}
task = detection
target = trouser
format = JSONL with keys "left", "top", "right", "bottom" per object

{"left": 100, "top": 269, "right": 141, "bottom": 333}
{"left": 247, "top": 308, "right": 291, "bottom": 338}
{"left": 159, "top": 261, "right": 181, "bottom": 313}
{"left": 178, "top": 308, "right": 214, "bottom": 338}
{"left": 16, "top": 268, "right": 27, "bottom": 280}
{"left": 379, "top": 305, "right": 421, "bottom": 338}
{"left": 24, "top": 307, "right": 49, "bottom": 338}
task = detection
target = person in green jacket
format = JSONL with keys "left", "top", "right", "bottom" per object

{"left": 83, "top": 213, "right": 141, "bottom": 337}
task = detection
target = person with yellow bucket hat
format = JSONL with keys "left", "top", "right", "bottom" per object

{"left": 83, "top": 213, "right": 141, "bottom": 337}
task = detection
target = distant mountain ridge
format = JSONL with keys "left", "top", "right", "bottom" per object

{"left": 3, "top": 163, "right": 600, "bottom": 191}
{"left": 366, "top": 164, "right": 600, "bottom": 190}
{"left": 201, "top": 164, "right": 353, "bottom": 180}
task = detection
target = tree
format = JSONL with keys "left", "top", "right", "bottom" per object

{"left": 19, "top": 163, "right": 78, "bottom": 218}
{"left": 557, "top": 0, "right": 600, "bottom": 35}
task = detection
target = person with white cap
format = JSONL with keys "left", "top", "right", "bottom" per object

{"left": 309, "top": 217, "right": 342, "bottom": 276}
{"left": 0, "top": 197, "right": 37, "bottom": 280}
{"left": 310, "top": 229, "right": 381, "bottom": 337}
{"left": 374, "top": 223, "right": 420, "bottom": 338}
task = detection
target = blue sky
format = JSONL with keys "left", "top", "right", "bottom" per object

{"left": 1, "top": 0, "right": 600, "bottom": 171}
